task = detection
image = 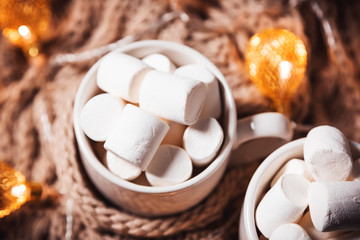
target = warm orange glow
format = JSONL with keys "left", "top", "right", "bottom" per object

{"left": 11, "top": 184, "right": 27, "bottom": 197}
{"left": 18, "top": 25, "right": 31, "bottom": 38}
{"left": 0, "top": 0, "right": 51, "bottom": 56}
{"left": 0, "top": 162, "right": 30, "bottom": 218}
{"left": 29, "top": 46, "right": 39, "bottom": 57}
{"left": 245, "top": 29, "right": 307, "bottom": 114}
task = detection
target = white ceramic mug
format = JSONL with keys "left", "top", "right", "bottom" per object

{"left": 230, "top": 113, "right": 294, "bottom": 166}
{"left": 73, "top": 40, "right": 294, "bottom": 216}
{"left": 239, "top": 138, "right": 360, "bottom": 239}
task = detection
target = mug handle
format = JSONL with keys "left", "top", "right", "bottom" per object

{"left": 234, "top": 112, "right": 294, "bottom": 149}
{"left": 230, "top": 112, "right": 295, "bottom": 166}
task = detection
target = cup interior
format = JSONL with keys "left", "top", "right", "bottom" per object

{"left": 73, "top": 40, "right": 237, "bottom": 194}
{"left": 239, "top": 138, "right": 360, "bottom": 239}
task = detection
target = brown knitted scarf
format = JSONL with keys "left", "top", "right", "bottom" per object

{"left": 0, "top": 0, "right": 359, "bottom": 239}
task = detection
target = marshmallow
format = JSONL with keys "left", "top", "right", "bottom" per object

{"left": 269, "top": 223, "right": 311, "bottom": 240}
{"left": 139, "top": 70, "right": 207, "bottom": 125}
{"left": 142, "top": 53, "right": 176, "bottom": 72}
{"left": 298, "top": 211, "right": 347, "bottom": 240}
{"left": 81, "top": 93, "right": 125, "bottom": 142}
{"left": 183, "top": 117, "right": 224, "bottom": 166}
{"left": 97, "top": 52, "right": 152, "bottom": 103}
{"left": 308, "top": 181, "right": 360, "bottom": 232}
{"left": 256, "top": 174, "right": 310, "bottom": 238}
{"left": 104, "top": 104, "right": 169, "bottom": 170}
{"left": 175, "top": 64, "right": 222, "bottom": 119}
{"left": 304, "top": 125, "right": 353, "bottom": 181}
{"left": 270, "top": 159, "right": 314, "bottom": 187}
{"left": 145, "top": 145, "right": 193, "bottom": 187}
{"left": 161, "top": 119, "right": 186, "bottom": 147}
{"left": 105, "top": 151, "right": 141, "bottom": 181}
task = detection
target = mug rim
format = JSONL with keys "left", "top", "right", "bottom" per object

{"left": 73, "top": 40, "right": 237, "bottom": 194}
{"left": 241, "top": 138, "right": 305, "bottom": 239}
{"left": 240, "top": 137, "right": 360, "bottom": 239}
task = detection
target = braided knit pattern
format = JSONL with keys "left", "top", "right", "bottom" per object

{"left": 0, "top": 0, "right": 360, "bottom": 239}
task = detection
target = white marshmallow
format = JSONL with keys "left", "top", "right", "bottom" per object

{"left": 256, "top": 174, "right": 310, "bottom": 238}
{"left": 298, "top": 211, "right": 347, "bottom": 240}
{"left": 308, "top": 181, "right": 360, "bottom": 232}
{"left": 175, "top": 64, "right": 222, "bottom": 119}
{"left": 105, "top": 151, "right": 141, "bottom": 181}
{"left": 104, "top": 104, "right": 169, "bottom": 170}
{"left": 142, "top": 53, "right": 176, "bottom": 72}
{"left": 145, "top": 145, "right": 192, "bottom": 187}
{"left": 161, "top": 119, "right": 186, "bottom": 147}
{"left": 183, "top": 117, "right": 224, "bottom": 166}
{"left": 139, "top": 70, "right": 207, "bottom": 125}
{"left": 269, "top": 223, "right": 311, "bottom": 240}
{"left": 271, "top": 159, "right": 314, "bottom": 187}
{"left": 81, "top": 93, "right": 125, "bottom": 142}
{"left": 304, "top": 125, "right": 353, "bottom": 181}
{"left": 97, "top": 52, "right": 152, "bottom": 103}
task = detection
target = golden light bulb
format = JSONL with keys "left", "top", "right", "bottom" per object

{"left": 0, "top": 0, "right": 51, "bottom": 57}
{"left": 245, "top": 28, "right": 307, "bottom": 115}
{"left": 0, "top": 162, "right": 30, "bottom": 218}
{"left": 0, "top": 162, "right": 58, "bottom": 218}
{"left": 18, "top": 25, "right": 31, "bottom": 38}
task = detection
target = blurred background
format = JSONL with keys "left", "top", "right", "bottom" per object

{"left": 0, "top": 0, "right": 359, "bottom": 239}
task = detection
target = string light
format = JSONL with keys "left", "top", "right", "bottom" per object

{"left": 0, "top": 162, "right": 58, "bottom": 218}
{"left": 245, "top": 28, "right": 307, "bottom": 115}
{"left": 0, "top": 0, "right": 187, "bottom": 62}
{"left": 0, "top": 0, "right": 51, "bottom": 57}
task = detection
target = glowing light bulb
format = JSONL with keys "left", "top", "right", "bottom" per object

{"left": 0, "top": 162, "right": 30, "bottom": 218}
{"left": 0, "top": 162, "right": 58, "bottom": 218}
{"left": 11, "top": 184, "right": 27, "bottom": 197}
{"left": 0, "top": 0, "right": 51, "bottom": 57}
{"left": 18, "top": 25, "right": 31, "bottom": 38}
{"left": 279, "top": 61, "right": 293, "bottom": 82}
{"left": 245, "top": 29, "right": 307, "bottom": 115}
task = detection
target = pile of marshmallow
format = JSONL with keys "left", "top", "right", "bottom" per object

{"left": 80, "top": 52, "right": 224, "bottom": 187}
{"left": 256, "top": 125, "right": 360, "bottom": 240}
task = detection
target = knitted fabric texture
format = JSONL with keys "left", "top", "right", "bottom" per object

{"left": 0, "top": 0, "right": 359, "bottom": 239}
